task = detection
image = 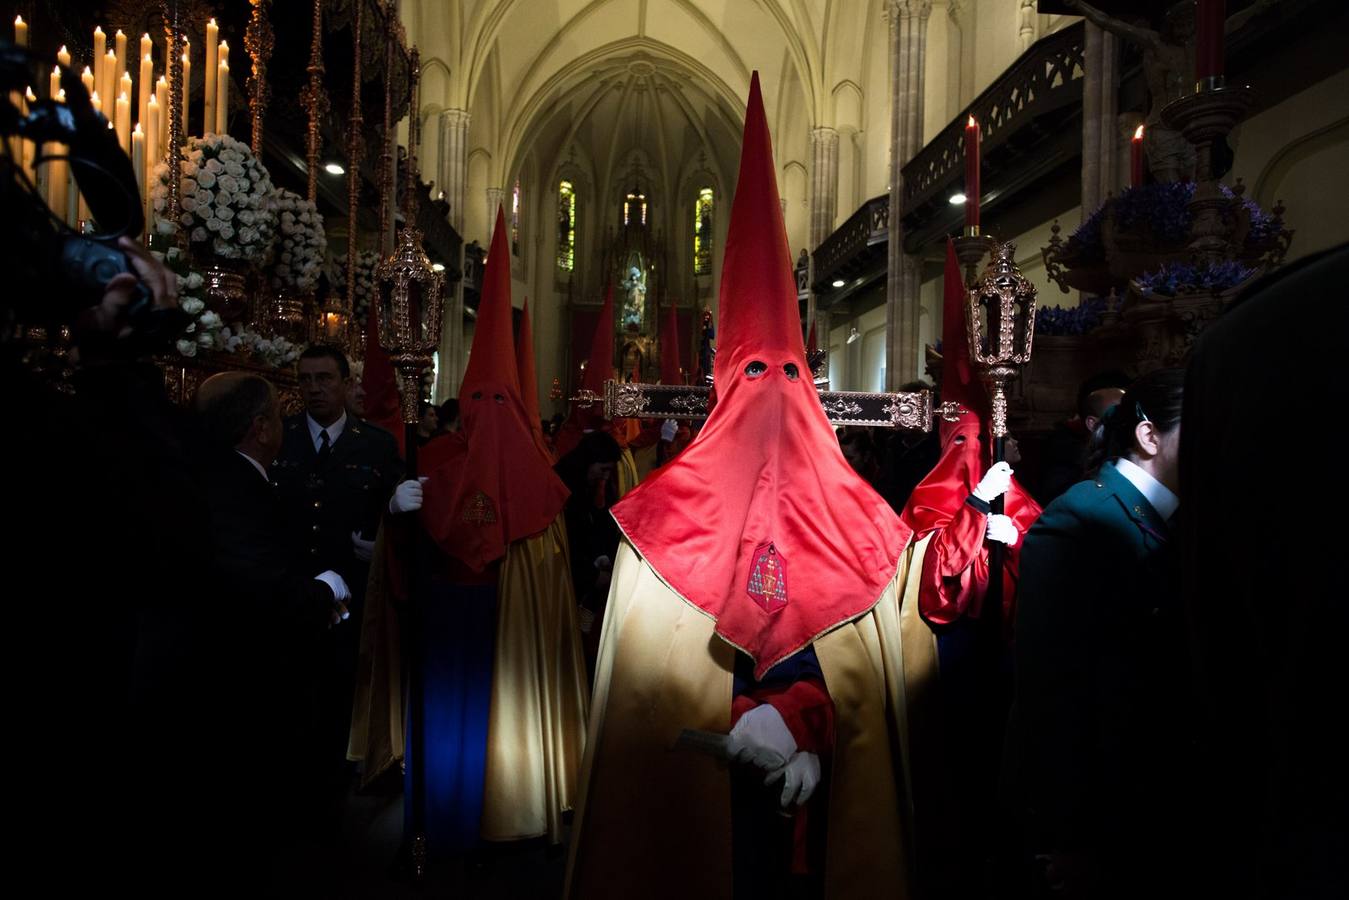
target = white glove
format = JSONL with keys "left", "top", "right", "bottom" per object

{"left": 660, "top": 418, "right": 679, "bottom": 442}
{"left": 972, "top": 461, "right": 1014, "bottom": 503}
{"left": 727, "top": 703, "right": 797, "bottom": 772}
{"left": 388, "top": 476, "right": 429, "bottom": 514}
{"left": 765, "top": 751, "right": 822, "bottom": 808}
{"left": 351, "top": 531, "right": 375, "bottom": 563}
{"left": 313, "top": 570, "right": 351, "bottom": 610}
{"left": 986, "top": 513, "right": 1020, "bottom": 547}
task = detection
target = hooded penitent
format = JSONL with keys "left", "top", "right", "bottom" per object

{"left": 419, "top": 209, "right": 569, "bottom": 571}
{"left": 516, "top": 297, "right": 552, "bottom": 461}
{"left": 610, "top": 73, "right": 910, "bottom": 678}
{"left": 901, "top": 239, "right": 1040, "bottom": 625}
{"left": 554, "top": 283, "right": 617, "bottom": 459}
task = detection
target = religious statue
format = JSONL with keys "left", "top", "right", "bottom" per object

{"left": 1066, "top": 0, "right": 1276, "bottom": 182}
{"left": 620, "top": 263, "right": 646, "bottom": 332}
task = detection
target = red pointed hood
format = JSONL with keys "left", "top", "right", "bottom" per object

{"left": 555, "top": 282, "right": 616, "bottom": 457}
{"left": 660, "top": 298, "right": 682, "bottom": 385}
{"left": 419, "top": 209, "right": 568, "bottom": 570}
{"left": 611, "top": 73, "right": 910, "bottom": 678}
{"left": 516, "top": 297, "right": 551, "bottom": 459}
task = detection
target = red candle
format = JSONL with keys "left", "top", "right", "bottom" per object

{"left": 964, "top": 115, "right": 980, "bottom": 230}
{"left": 1130, "top": 124, "right": 1145, "bottom": 188}
{"left": 1195, "top": 0, "right": 1227, "bottom": 84}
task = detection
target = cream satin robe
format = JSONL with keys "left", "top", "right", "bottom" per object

{"left": 480, "top": 516, "right": 590, "bottom": 842}
{"left": 565, "top": 534, "right": 938, "bottom": 899}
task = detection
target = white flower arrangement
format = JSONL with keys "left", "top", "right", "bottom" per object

{"left": 331, "top": 249, "right": 381, "bottom": 327}
{"left": 156, "top": 244, "right": 305, "bottom": 368}
{"left": 151, "top": 134, "right": 278, "bottom": 264}
{"left": 270, "top": 188, "right": 326, "bottom": 292}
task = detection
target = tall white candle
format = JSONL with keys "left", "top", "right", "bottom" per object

{"left": 205, "top": 19, "right": 218, "bottom": 136}
{"left": 13, "top": 15, "right": 27, "bottom": 47}
{"left": 216, "top": 60, "right": 229, "bottom": 136}
{"left": 116, "top": 91, "right": 131, "bottom": 154}
{"left": 114, "top": 30, "right": 127, "bottom": 84}
{"left": 138, "top": 53, "right": 152, "bottom": 131}
{"left": 93, "top": 27, "right": 106, "bottom": 95}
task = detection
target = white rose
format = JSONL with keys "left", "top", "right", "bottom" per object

{"left": 176, "top": 339, "right": 196, "bottom": 357}
{"left": 219, "top": 223, "right": 235, "bottom": 240}
{"left": 224, "top": 162, "right": 244, "bottom": 177}
{"left": 197, "top": 331, "right": 214, "bottom": 347}
{"left": 205, "top": 158, "right": 224, "bottom": 174}
{"left": 206, "top": 217, "right": 222, "bottom": 232}
{"left": 196, "top": 189, "right": 212, "bottom": 206}
{"left": 238, "top": 210, "right": 255, "bottom": 226}
{"left": 196, "top": 170, "right": 217, "bottom": 189}
{"left": 186, "top": 272, "right": 204, "bottom": 290}
{"left": 179, "top": 213, "right": 194, "bottom": 228}
{"left": 192, "top": 226, "right": 208, "bottom": 241}
{"left": 181, "top": 297, "right": 205, "bottom": 315}
{"left": 217, "top": 174, "right": 239, "bottom": 194}
{"left": 199, "top": 311, "right": 222, "bottom": 329}
{"left": 152, "top": 196, "right": 166, "bottom": 212}
{"left": 216, "top": 205, "right": 234, "bottom": 221}
{"left": 239, "top": 226, "right": 257, "bottom": 244}
{"left": 180, "top": 197, "right": 197, "bottom": 212}
{"left": 216, "top": 191, "right": 234, "bottom": 208}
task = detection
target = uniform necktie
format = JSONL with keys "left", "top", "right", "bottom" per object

{"left": 317, "top": 428, "right": 331, "bottom": 466}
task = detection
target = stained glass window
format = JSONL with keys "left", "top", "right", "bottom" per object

{"left": 694, "top": 187, "right": 714, "bottom": 274}
{"left": 557, "top": 180, "right": 576, "bottom": 272}
{"left": 511, "top": 179, "right": 521, "bottom": 255}
{"left": 624, "top": 192, "right": 646, "bottom": 226}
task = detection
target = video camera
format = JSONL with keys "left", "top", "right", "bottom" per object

{"left": 0, "top": 39, "right": 184, "bottom": 346}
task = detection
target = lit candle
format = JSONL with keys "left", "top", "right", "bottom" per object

{"left": 90, "top": 91, "right": 101, "bottom": 119}
{"left": 48, "top": 99, "right": 69, "bottom": 225}
{"left": 102, "top": 50, "right": 117, "bottom": 113}
{"left": 57, "top": 45, "right": 71, "bottom": 68}
{"left": 139, "top": 53, "right": 152, "bottom": 130}
{"left": 156, "top": 76, "right": 168, "bottom": 146}
{"left": 216, "top": 60, "right": 229, "bottom": 136}
{"left": 140, "top": 33, "right": 152, "bottom": 65}
{"left": 181, "top": 47, "right": 191, "bottom": 136}
{"left": 93, "top": 27, "right": 106, "bottom": 94}
{"left": 22, "top": 87, "right": 37, "bottom": 182}
{"left": 205, "top": 19, "right": 218, "bottom": 136}
{"left": 13, "top": 15, "right": 27, "bottom": 47}
{"left": 964, "top": 115, "right": 980, "bottom": 231}
{"left": 1130, "top": 124, "right": 1145, "bottom": 188}
{"left": 1195, "top": 0, "right": 1227, "bottom": 87}
{"left": 116, "top": 90, "right": 131, "bottom": 154}
{"left": 81, "top": 66, "right": 95, "bottom": 97}
{"left": 119, "top": 71, "right": 133, "bottom": 109}
{"left": 145, "top": 95, "right": 160, "bottom": 206}
{"left": 114, "top": 30, "right": 127, "bottom": 84}
{"left": 219, "top": 40, "right": 228, "bottom": 69}
{"left": 48, "top": 65, "right": 60, "bottom": 101}
{"left": 132, "top": 122, "right": 146, "bottom": 204}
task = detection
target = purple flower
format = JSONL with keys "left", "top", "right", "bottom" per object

{"left": 1135, "top": 260, "right": 1255, "bottom": 297}
{"left": 1034, "top": 296, "right": 1107, "bottom": 336}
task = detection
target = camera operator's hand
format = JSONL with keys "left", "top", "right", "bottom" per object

{"left": 76, "top": 237, "right": 178, "bottom": 341}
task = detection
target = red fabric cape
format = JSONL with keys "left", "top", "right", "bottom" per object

{"left": 419, "top": 210, "right": 568, "bottom": 571}
{"left": 611, "top": 73, "right": 909, "bottom": 678}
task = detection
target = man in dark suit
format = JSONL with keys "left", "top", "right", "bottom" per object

{"left": 270, "top": 345, "right": 423, "bottom": 817}
{"left": 195, "top": 371, "right": 353, "bottom": 870}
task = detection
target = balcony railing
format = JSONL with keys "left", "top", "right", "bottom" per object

{"left": 811, "top": 193, "right": 890, "bottom": 291}
{"left": 900, "top": 21, "right": 1086, "bottom": 223}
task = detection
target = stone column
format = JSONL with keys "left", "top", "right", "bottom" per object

{"left": 1080, "top": 23, "right": 1119, "bottom": 217}
{"left": 438, "top": 109, "right": 471, "bottom": 232}
{"left": 885, "top": 0, "right": 932, "bottom": 390}
{"left": 435, "top": 109, "right": 471, "bottom": 401}
{"left": 486, "top": 186, "right": 507, "bottom": 230}
{"left": 807, "top": 126, "right": 839, "bottom": 344}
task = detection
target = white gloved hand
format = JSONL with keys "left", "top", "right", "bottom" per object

{"left": 351, "top": 531, "right": 375, "bottom": 563}
{"left": 986, "top": 513, "right": 1020, "bottom": 546}
{"left": 660, "top": 418, "right": 679, "bottom": 442}
{"left": 388, "top": 476, "right": 429, "bottom": 514}
{"left": 727, "top": 703, "right": 797, "bottom": 772}
{"left": 973, "top": 461, "right": 1015, "bottom": 503}
{"left": 314, "top": 570, "right": 352, "bottom": 608}
{"left": 765, "top": 751, "right": 822, "bottom": 808}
